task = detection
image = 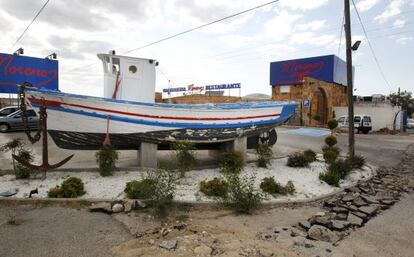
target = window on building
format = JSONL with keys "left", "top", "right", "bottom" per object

{"left": 280, "top": 85, "right": 290, "bottom": 93}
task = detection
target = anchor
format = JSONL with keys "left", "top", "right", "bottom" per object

{"left": 12, "top": 84, "right": 74, "bottom": 179}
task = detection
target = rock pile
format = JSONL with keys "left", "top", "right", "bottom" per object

{"left": 89, "top": 199, "right": 146, "bottom": 214}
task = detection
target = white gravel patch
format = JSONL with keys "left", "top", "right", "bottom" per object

{"left": 0, "top": 158, "right": 374, "bottom": 203}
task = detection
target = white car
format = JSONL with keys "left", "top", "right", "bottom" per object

{"left": 407, "top": 118, "right": 414, "bottom": 129}
{"left": 337, "top": 114, "right": 372, "bottom": 134}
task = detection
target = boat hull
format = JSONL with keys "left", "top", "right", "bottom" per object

{"left": 25, "top": 88, "right": 297, "bottom": 150}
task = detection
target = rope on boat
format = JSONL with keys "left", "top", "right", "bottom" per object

{"left": 103, "top": 71, "right": 121, "bottom": 146}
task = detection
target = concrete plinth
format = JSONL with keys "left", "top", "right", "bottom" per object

{"left": 137, "top": 142, "right": 157, "bottom": 168}
{"left": 233, "top": 137, "right": 247, "bottom": 162}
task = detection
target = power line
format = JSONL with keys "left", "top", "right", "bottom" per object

{"left": 9, "top": 0, "right": 51, "bottom": 51}
{"left": 122, "top": 0, "right": 280, "bottom": 55}
{"left": 351, "top": 0, "right": 393, "bottom": 92}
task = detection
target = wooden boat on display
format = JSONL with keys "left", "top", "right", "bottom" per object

{"left": 24, "top": 53, "right": 297, "bottom": 150}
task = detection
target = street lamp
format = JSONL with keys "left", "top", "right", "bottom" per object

{"left": 45, "top": 53, "right": 57, "bottom": 59}
{"left": 352, "top": 40, "right": 362, "bottom": 51}
{"left": 13, "top": 47, "right": 24, "bottom": 55}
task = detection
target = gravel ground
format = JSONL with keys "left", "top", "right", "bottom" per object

{"left": 0, "top": 205, "right": 131, "bottom": 257}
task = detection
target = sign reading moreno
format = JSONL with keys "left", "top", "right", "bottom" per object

{"left": 269, "top": 55, "right": 347, "bottom": 86}
{"left": 0, "top": 53, "right": 59, "bottom": 94}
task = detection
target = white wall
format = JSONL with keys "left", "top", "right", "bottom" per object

{"left": 333, "top": 102, "right": 402, "bottom": 131}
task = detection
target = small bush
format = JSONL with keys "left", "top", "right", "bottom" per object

{"left": 143, "top": 169, "right": 178, "bottom": 216}
{"left": 224, "top": 173, "right": 263, "bottom": 214}
{"left": 124, "top": 179, "right": 156, "bottom": 199}
{"left": 173, "top": 141, "right": 197, "bottom": 178}
{"left": 260, "top": 177, "right": 283, "bottom": 194}
{"left": 322, "top": 146, "right": 340, "bottom": 155}
{"left": 47, "top": 186, "right": 63, "bottom": 198}
{"left": 324, "top": 136, "right": 337, "bottom": 147}
{"left": 284, "top": 181, "right": 295, "bottom": 194}
{"left": 287, "top": 152, "right": 309, "bottom": 167}
{"left": 329, "top": 159, "right": 351, "bottom": 179}
{"left": 319, "top": 170, "right": 341, "bottom": 187}
{"left": 323, "top": 149, "right": 338, "bottom": 164}
{"left": 219, "top": 151, "right": 244, "bottom": 174}
{"left": 48, "top": 177, "right": 86, "bottom": 198}
{"left": 200, "top": 177, "right": 228, "bottom": 197}
{"left": 14, "top": 149, "right": 34, "bottom": 179}
{"left": 346, "top": 154, "right": 365, "bottom": 170}
{"left": 95, "top": 145, "right": 119, "bottom": 176}
{"left": 256, "top": 144, "right": 273, "bottom": 168}
{"left": 327, "top": 119, "right": 338, "bottom": 131}
{"left": 260, "top": 177, "right": 295, "bottom": 195}
{"left": 303, "top": 149, "right": 317, "bottom": 163}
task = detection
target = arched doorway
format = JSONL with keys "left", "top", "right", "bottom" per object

{"left": 313, "top": 87, "right": 328, "bottom": 124}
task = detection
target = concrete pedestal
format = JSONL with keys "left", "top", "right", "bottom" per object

{"left": 137, "top": 142, "right": 157, "bottom": 168}
{"left": 219, "top": 136, "right": 247, "bottom": 163}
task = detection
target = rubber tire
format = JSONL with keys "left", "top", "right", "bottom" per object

{"left": 0, "top": 123, "right": 10, "bottom": 133}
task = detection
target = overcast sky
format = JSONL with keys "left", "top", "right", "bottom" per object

{"left": 0, "top": 0, "right": 413, "bottom": 97}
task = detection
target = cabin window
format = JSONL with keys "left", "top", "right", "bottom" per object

{"left": 111, "top": 58, "right": 120, "bottom": 75}
{"left": 129, "top": 65, "right": 137, "bottom": 74}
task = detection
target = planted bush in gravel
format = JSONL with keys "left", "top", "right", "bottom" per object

{"left": 144, "top": 169, "right": 178, "bottom": 215}
{"left": 1, "top": 139, "right": 34, "bottom": 179}
{"left": 322, "top": 146, "right": 340, "bottom": 155}
{"left": 173, "top": 141, "right": 197, "bottom": 178}
{"left": 219, "top": 151, "right": 244, "bottom": 174}
{"left": 260, "top": 177, "right": 295, "bottom": 195}
{"left": 346, "top": 154, "right": 365, "bottom": 170}
{"left": 256, "top": 144, "right": 273, "bottom": 168}
{"left": 287, "top": 152, "right": 309, "bottom": 167}
{"left": 329, "top": 159, "right": 352, "bottom": 179}
{"left": 224, "top": 173, "right": 263, "bottom": 214}
{"left": 124, "top": 178, "right": 156, "bottom": 199}
{"left": 95, "top": 145, "right": 119, "bottom": 176}
{"left": 323, "top": 149, "right": 338, "bottom": 164}
{"left": 327, "top": 119, "right": 338, "bottom": 133}
{"left": 199, "top": 177, "right": 229, "bottom": 197}
{"left": 324, "top": 136, "right": 338, "bottom": 147}
{"left": 303, "top": 149, "right": 317, "bottom": 163}
{"left": 48, "top": 177, "right": 86, "bottom": 198}
{"left": 319, "top": 170, "right": 341, "bottom": 187}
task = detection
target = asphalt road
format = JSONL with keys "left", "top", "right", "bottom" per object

{"left": 0, "top": 206, "right": 131, "bottom": 257}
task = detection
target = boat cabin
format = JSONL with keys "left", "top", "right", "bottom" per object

{"left": 97, "top": 52, "right": 158, "bottom": 103}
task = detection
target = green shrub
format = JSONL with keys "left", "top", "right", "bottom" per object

{"left": 256, "top": 144, "right": 273, "bottom": 168}
{"left": 173, "top": 141, "right": 197, "bottom": 178}
{"left": 260, "top": 177, "right": 283, "bottom": 194}
{"left": 224, "top": 173, "right": 263, "bottom": 214}
{"left": 303, "top": 149, "right": 317, "bottom": 163}
{"left": 319, "top": 170, "right": 341, "bottom": 187}
{"left": 324, "top": 136, "right": 337, "bottom": 147}
{"left": 287, "top": 152, "right": 309, "bottom": 167}
{"left": 124, "top": 179, "right": 157, "bottom": 199}
{"left": 322, "top": 146, "right": 340, "bottom": 155}
{"left": 219, "top": 151, "right": 244, "bottom": 174}
{"left": 200, "top": 177, "right": 228, "bottom": 197}
{"left": 260, "top": 177, "right": 295, "bottom": 195}
{"left": 95, "top": 145, "right": 119, "bottom": 176}
{"left": 323, "top": 149, "right": 338, "bottom": 164}
{"left": 284, "top": 181, "right": 295, "bottom": 194}
{"left": 329, "top": 159, "right": 351, "bottom": 179}
{"left": 48, "top": 177, "right": 86, "bottom": 198}
{"left": 47, "top": 186, "right": 63, "bottom": 198}
{"left": 143, "top": 169, "right": 178, "bottom": 216}
{"left": 327, "top": 119, "right": 338, "bottom": 131}
{"left": 346, "top": 154, "right": 365, "bottom": 170}
{"left": 1, "top": 139, "right": 34, "bottom": 179}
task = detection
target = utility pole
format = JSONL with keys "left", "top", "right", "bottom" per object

{"left": 344, "top": 0, "right": 355, "bottom": 158}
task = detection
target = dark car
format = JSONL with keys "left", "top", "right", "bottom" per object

{"left": 0, "top": 106, "right": 20, "bottom": 117}
{"left": 0, "top": 109, "right": 39, "bottom": 133}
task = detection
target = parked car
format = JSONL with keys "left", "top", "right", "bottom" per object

{"left": 0, "top": 106, "right": 20, "bottom": 117}
{"left": 0, "top": 109, "right": 39, "bottom": 133}
{"left": 407, "top": 118, "right": 414, "bottom": 129}
{"left": 337, "top": 114, "right": 372, "bottom": 134}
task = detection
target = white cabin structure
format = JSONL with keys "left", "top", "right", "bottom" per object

{"left": 97, "top": 52, "right": 158, "bottom": 103}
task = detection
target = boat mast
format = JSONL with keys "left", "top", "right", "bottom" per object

{"left": 344, "top": 0, "right": 355, "bottom": 158}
